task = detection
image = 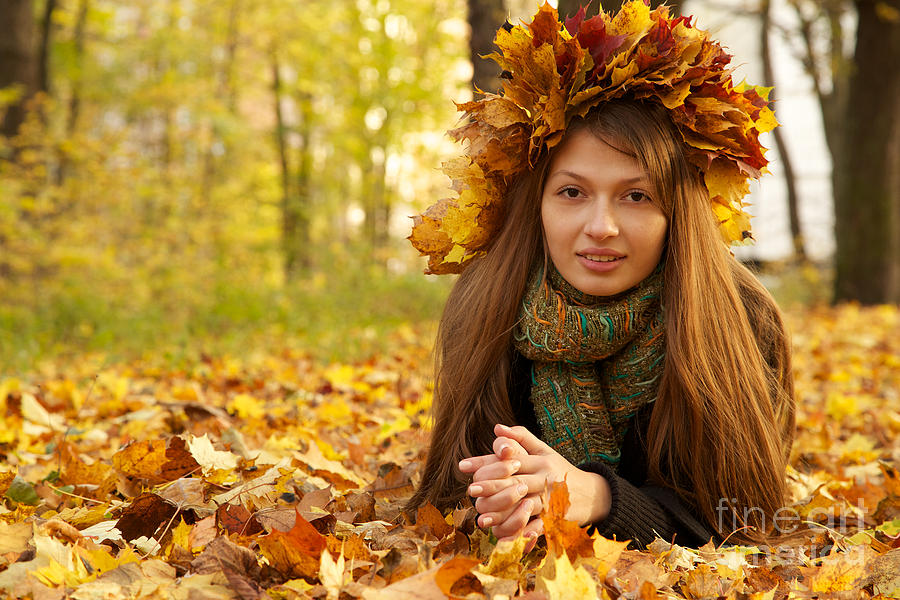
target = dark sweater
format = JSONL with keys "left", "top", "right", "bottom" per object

{"left": 509, "top": 352, "right": 718, "bottom": 549}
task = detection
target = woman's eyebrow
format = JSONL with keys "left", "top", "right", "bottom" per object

{"left": 547, "top": 169, "right": 649, "bottom": 185}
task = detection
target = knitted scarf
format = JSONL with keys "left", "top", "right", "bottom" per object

{"left": 513, "top": 264, "right": 666, "bottom": 468}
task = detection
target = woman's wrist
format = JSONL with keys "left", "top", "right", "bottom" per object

{"left": 568, "top": 469, "right": 612, "bottom": 526}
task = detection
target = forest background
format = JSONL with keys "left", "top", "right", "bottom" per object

{"left": 1, "top": 0, "right": 898, "bottom": 371}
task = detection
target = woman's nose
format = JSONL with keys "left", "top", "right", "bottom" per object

{"left": 584, "top": 200, "right": 619, "bottom": 238}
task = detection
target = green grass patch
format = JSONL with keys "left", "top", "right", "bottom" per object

{"left": 0, "top": 268, "right": 452, "bottom": 375}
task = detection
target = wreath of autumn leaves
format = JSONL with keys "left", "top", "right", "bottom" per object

{"left": 409, "top": 0, "right": 778, "bottom": 275}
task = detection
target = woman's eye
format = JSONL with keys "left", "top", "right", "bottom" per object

{"left": 560, "top": 187, "right": 581, "bottom": 199}
{"left": 626, "top": 191, "right": 650, "bottom": 203}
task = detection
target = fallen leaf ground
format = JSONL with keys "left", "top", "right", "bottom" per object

{"left": 1, "top": 306, "right": 899, "bottom": 599}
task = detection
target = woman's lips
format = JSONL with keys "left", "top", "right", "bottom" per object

{"left": 579, "top": 253, "right": 622, "bottom": 263}
{"left": 577, "top": 251, "right": 624, "bottom": 272}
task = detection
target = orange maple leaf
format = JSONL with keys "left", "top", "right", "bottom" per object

{"left": 541, "top": 479, "right": 595, "bottom": 561}
{"left": 257, "top": 508, "right": 327, "bottom": 580}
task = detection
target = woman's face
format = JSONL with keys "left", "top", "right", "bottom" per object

{"left": 541, "top": 129, "right": 668, "bottom": 297}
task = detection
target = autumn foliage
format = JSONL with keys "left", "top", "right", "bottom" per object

{"left": 1, "top": 304, "right": 900, "bottom": 598}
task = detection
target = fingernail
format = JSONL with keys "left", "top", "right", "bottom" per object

{"left": 523, "top": 499, "right": 533, "bottom": 512}
{"left": 525, "top": 531, "right": 538, "bottom": 539}
{"left": 458, "top": 459, "right": 472, "bottom": 470}
{"left": 481, "top": 516, "right": 493, "bottom": 527}
{"left": 497, "top": 424, "right": 511, "bottom": 432}
{"left": 469, "top": 484, "right": 483, "bottom": 495}
{"left": 517, "top": 483, "right": 528, "bottom": 496}
{"left": 511, "top": 460, "right": 521, "bottom": 471}
{"left": 498, "top": 444, "right": 510, "bottom": 455}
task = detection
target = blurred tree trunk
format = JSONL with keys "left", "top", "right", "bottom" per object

{"left": 58, "top": 0, "right": 88, "bottom": 185}
{"left": 760, "top": 0, "right": 806, "bottom": 261}
{"left": 467, "top": 0, "right": 505, "bottom": 94}
{"left": 833, "top": 0, "right": 900, "bottom": 304}
{"left": 201, "top": 0, "right": 240, "bottom": 262}
{"left": 66, "top": 0, "right": 88, "bottom": 135}
{"left": 362, "top": 135, "right": 389, "bottom": 256}
{"left": 293, "top": 92, "right": 313, "bottom": 273}
{"left": 556, "top": 0, "right": 674, "bottom": 20}
{"left": 38, "top": 0, "right": 56, "bottom": 95}
{"left": 222, "top": 0, "right": 240, "bottom": 114}
{"left": 272, "top": 51, "right": 293, "bottom": 280}
{"left": 160, "top": 0, "right": 175, "bottom": 180}
{"left": 790, "top": 0, "right": 850, "bottom": 162}
{"left": 0, "top": 0, "right": 38, "bottom": 139}
{"left": 272, "top": 50, "right": 312, "bottom": 281}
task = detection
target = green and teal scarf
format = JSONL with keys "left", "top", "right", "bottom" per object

{"left": 513, "top": 264, "right": 666, "bottom": 468}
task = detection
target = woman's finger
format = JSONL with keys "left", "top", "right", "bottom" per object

{"left": 467, "top": 473, "right": 546, "bottom": 498}
{"left": 476, "top": 503, "right": 515, "bottom": 529}
{"left": 494, "top": 424, "right": 554, "bottom": 456}
{"left": 497, "top": 517, "right": 544, "bottom": 552}
{"left": 474, "top": 483, "right": 531, "bottom": 516}
{"left": 492, "top": 436, "right": 527, "bottom": 460}
{"left": 523, "top": 517, "right": 544, "bottom": 539}
{"left": 482, "top": 493, "right": 541, "bottom": 534}
{"left": 497, "top": 517, "right": 544, "bottom": 542}
{"left": 472, "top": 453, "right": 552, "bottom": 484}
{"left": 523, "top": 494, "right": 543, "bottom": 518}
{"left": 470, "top": 458, "right": 522, "bottom": 482}
{"left": 475, "top": 491, "right": 541, "bottom": 530}
{"left": 458, "top": 453, "right": 501, "bottom": 473}
{"left": 489, "top": 496, "right": 535, "bottom": 539}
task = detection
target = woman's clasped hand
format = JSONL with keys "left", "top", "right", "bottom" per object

{"left": 458, "top": 423, "right": 612, "bottom": 543}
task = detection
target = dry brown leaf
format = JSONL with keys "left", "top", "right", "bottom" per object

{"left": 115, "top": 493, "right": 178, "bottom": 541}
{"left": 216, "top": 503, "right": 263, "bottom": 536}
{"left": 191, "top": 535, "right": 260, "bottom": 580}
{"left": 257, "top": 509, "right": 327, "bottom": 580}
{"left": 361, "top": 564, "right": 446, "bottom": 600}
{"left": 413, "top": 502, "right": 453, "bottom": 540}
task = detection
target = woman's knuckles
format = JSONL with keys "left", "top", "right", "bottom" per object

{"left": 475, "top": 491, "right": 525, "bottom": 514}
{"left": 475, "top": 496, "right": 515, "bottom": 515}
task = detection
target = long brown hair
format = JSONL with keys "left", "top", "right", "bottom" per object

{"left": 408, "top": 100, "right": 795, "bottom": 542}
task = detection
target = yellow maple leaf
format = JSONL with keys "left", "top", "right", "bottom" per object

{"left": 21, "top": 393, "right": 65, "bottom": 432}
{"left": 78, "top": 546, "right": 139, "bottom": 579}
{"left": 440, "top": 201, "right": 483, "bottom": 247}
{"left": 170, "top": 518, "right": 192, "bottom": 552}
{"left": 0, "top": 521, "right": 31, "bottom": 554}
{"left": 808, "top": 547, "right": 871, "bottom": 592}
{"left": 0, "top": 378, "right": 21, "bottom": 412}
{"left": 443, "top": 244, "right": 470, "bottom": 265}
{"left": 479, "top": 536, "right": 528, "bottom": 580}
{"left": 44, "top": 379, "right": 84, "bottom": 411}
{"left": 0, "top": 467, "right": 16, "bottom": 497}
{"left": 537, "top": 552, "right": 599, "bottom": 600}
{"left": 32, "top": 557, "right": 90, "bottom": 587}
{"left": 228, "top": 393, "right": 264, "bottom": 420}
{"left": 609, "top": 0, "right": 654, "bottom": 44}
{"left": 589, "top": 535, "right": 629, "bottom": 580}
{"left": 99, "top": 373, "right": 130, "bottom": 402}
{"left": 187, "top": 433, "right": 239, "bottom": 476}
{"left": 319, "top": 547, "right": 347, "bottom": 600}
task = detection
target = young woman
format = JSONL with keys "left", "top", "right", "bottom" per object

{"left": 408, "top": 1, "right": 795, "bottom": 548}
